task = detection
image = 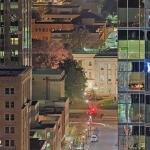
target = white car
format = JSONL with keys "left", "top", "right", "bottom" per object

{"left": 90, "top": 134, "right": 98, "bottom": 142}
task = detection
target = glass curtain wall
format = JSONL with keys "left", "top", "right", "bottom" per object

{"left": 118, "top": 0, "right": 150, "bottom": 150}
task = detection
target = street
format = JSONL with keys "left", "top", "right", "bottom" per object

{"left": 70, "top": 108, "right": 118, "bottom": 150}
{"left": 85, "top": 123, "right": 117, "bottom": 150}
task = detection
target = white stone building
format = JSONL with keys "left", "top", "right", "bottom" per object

{"left": 73, "top": 48, "right": 118, "bottom": 97}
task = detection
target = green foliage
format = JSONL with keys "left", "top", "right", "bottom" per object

{"left": 61, "top": 59, "right": 87, "bottom": 99}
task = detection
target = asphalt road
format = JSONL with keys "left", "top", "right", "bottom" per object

{"left": 70, "top": 109, "right": 118, "bottom": 150}
{"left": 85, "top": 123, "right": 118, "bottom": 150}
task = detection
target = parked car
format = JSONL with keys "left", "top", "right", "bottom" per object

{"left": 90, "top": 134, "right": 98, "bottom": 142}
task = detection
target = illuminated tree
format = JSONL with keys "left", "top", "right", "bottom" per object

{"left": 32, "top": 40, "right": 72, "bottom": 68}
{"left": 48, "top": 41, "right": 72, "bottom": 68}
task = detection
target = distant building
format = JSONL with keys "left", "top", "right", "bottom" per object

{"left": 73, "top": 48, "right": 118, "bottom": 97}
{"left": 73, "top": 52, "right": 96, "bottom": 88}
{"left": 0, "top": 68, "right": 32, "bottom": 150}
{"left": 95, "top": 49, "right": 118, "bottom": 97}
{"left": 31, "top": 97, "right": 70, "bottom": 150}
{"left": 32, "top": 20, "right": 74, "bottom": 44}
{"left": 32, "top": 68, "right": 65, "bottom": 100}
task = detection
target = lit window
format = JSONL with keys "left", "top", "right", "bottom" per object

{"left": 0, "top": 2, "right": 4, "bottom": 10}
{"left": 0, "top": 50, "right": 4, "bottom": 58}
{"left": 10, "top": 2, "right": 18, "bottom": 9}
{"left": 10, "top": 26, "right": 18, "bottom": 34}
{"left": 10, "top": 38, "right": 19, "bottom": 45}
{"left": 0, "top": 15, "right": 3, "bottom": 22}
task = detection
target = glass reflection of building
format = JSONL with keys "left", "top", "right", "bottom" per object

{"left": 118, "top": 0, "right": 150, "bottom": 150}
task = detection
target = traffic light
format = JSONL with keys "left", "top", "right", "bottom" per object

{"left": 87, "top": 105, "right": 97, "bottom": 116}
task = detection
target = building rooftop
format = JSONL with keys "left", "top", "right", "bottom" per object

{"left": 31, "top": 122, "right": 55, "bottom": 130}
{"left": 33, "top": 68, "right": 63, "bottom": 75}
{"left": 30, "top": 138, "right": 46, "bottom": 150}
{"left": 0, "top": 67, "right": 30, "bottom": 76}
{"left": 95, "top": 48, "right": 118, "bottom": 57}
{"left": 39, "top": 106, "right": 64, "bottom": 115}
{"left": 72, "top": 48, "right": 100, "bottom": 54}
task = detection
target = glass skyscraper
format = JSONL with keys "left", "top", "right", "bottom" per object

{"left": 0, "top": 0, "right": 32, "bottom": 67}
{"left": 118, "top": 0, "right": 150, "bottom": 149}
{"left": 0, "top": 1, "right": 32, "bottom": 150}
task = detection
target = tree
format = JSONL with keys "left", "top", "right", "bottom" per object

{"left": 48, "top": 41, "right": 72, "bottom": 68}
{"left": 32, "top": 40, "right": 72, "bottom": 68}
{"left": 61, "top": 59, "right": 87, "bottom": 99}
{"left": 68, "top": 28, "right": 90, "bottom": 49}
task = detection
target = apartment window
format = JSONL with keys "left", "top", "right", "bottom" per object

{"left": 5, "top": 114, "right": 9, "bottom": 121}
{"left": 10, "top": 140, "right": 15, "bottom": 146}
{"left": 10, "top": 114, "right": 14, "bottom": 120}
{"left": 5, "top": 140, "right": 9, "bottom": 147}
{"left": 5, "top": 88, "right": 9, "bottom": 94}
{"left": 5, "top": 114, "right": 15, "bottom": 121}
{"left": 5, "top": 127, "right": 15, "bottom": 134}
{"left": 10, "top": 26, "right": 18, "bottom": 34}
{"left": 10, "top": 88, "right": 14, "bottom": 94}
{"left": 5, "top": 101, "right": 14, "bottom": 108}
{"left": 10, "top": 127, "right": 15, "bottom": 133}
{"left": 5, "top": 102, "right": 9, "bottom": 108}
{"left": 5, "top": 88, "right": 14, "bottom": 95}
{"left": 10, "top": 38, "right": 19, "bottom": 45}
{"left": 0, "top": 50, "right": 4, "bottom": 58}
{"left": 11, "top": 102, "right": 14, "bottom": 108}
{"left": 0, "top": 2, "right": 4, "bottom": 10}
{"left": 146, "top": 127, "right": 150, "bottom": 136}
{"left": 5, "top": 127, "right": 9, "bottom": 133}
{"left": 10, "top": 2, "right": 18, "bottom": 9}
{"left": 5, "top": 140, "right": 15, "bottom": 147}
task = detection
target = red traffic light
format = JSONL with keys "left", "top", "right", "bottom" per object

{"left": 87, "top": 105, "right": 97, "bottom": 116}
